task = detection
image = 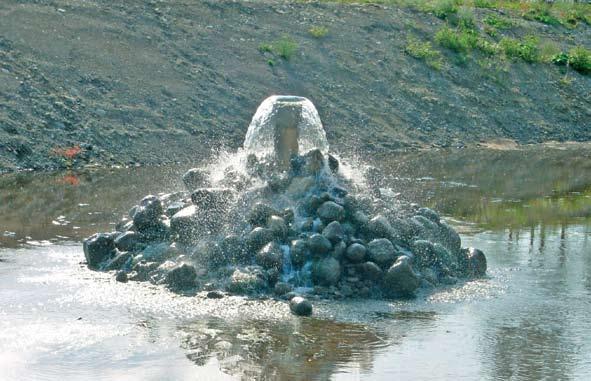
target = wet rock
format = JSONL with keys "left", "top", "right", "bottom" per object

{"left": 382, "top": 256, "right": 420, "bottom": 297}
{"left": 220, "top": 235, "right": 247, "bottom": 263}
{"left": 166, "top": 201, "right": 186, "bottom": 217}
{"left": 105, "top": 252, "right": 132, "bottom": 271}
{"left": 142, "top": 242, "right": 176, "bottom": 262}
{"left": 317, "top": 201, "right": 345, "bottom": 223}
{"left": 416, "top": 207, "right": 440, "bottom": 223}
{"left": 367, "top": 238, "right": 396, "bottom": 267}
{"left": 411, "top": 240, "right": 437, "bottom": 268}
{"left": 115, "top": 271, "right": 128, "bottom": 283}
{"left": 432, "top": 243, "right": 454, "bottom": 269}
{"left": 83, "top": 233, "right": 116, "bottom": 269}
{"left": 467, "top": 247, "right": 487, "bottom": 276}
{"left": 352, "top": 211, "right": 369, "bottom": 228}
{"left": 285, "top": 176, "right": 315, "bottom": 198}
{"left": 345, "top": 243, "right": 367, "bottom": 263}
{"left": 312, "top": 257, "right": 341, "bottom": 286}
{"left": 114, "top": 231, "right": 142, "bottom": 252}
{"left": 328, "top": 154, "right": 339, "bottom": 173}
{"left": 274, "top": 282, "right": 293, "bottom": 296}
{"left": 165, "top": 263, "right": 197, "bottom": 290}
{"left": 182, "top": 168, "right": 210, "bottom": 190}
{"left": 437, "top": 222, "right": 462, "bottom": 254}
{"left": 302, "top": 149, "right": 325, "bottom": 175}
{"left": 308, "top": 233, "right": 332, "bottom": 255}
{"left": 247, "top": 203, "right": 280, "bottom": 227}
{"left": 322, "top": 221, "right": 344, "bottom": 243}
{"left": 302, "top": 194, "right": 322, "bottom": 215}
{"left": 191, "top": 188, "right": 233, "bottom": 210}
{"left": 281, "top": 208, "right": 295, "bottom": 224}
{"left": 207, "top": 290, "right": 224, "bottom": 299}
{"left": 115, "top": 217, "right": 132, "bottom": 232}
{"left": 256, "top": 242, "right": 284, "bottom": 270}
{"left": 130, "top": 261, "right": 160, "bottom": 281}
{"left": 170, "top": 205, "right": 199, "bottom": 244}
{"left": 246, "top": 227, "right": 275, "bottom": 252}
{"left": 138, "top": 219, "right": 170, "bottom": 242}
{"left": 410, "top": 215, "right": 439, "bottom": 239}
{"left": 289, "top": 296, "right": 313, "bottom": 316}
{"left": 132, "top": 196, "right": 163, "bottom": 233}
{"left": 226, "top": 267, "right": 267, "bottom": 294}
{"left": 333, "top": 240, "right": 347, "bottom": 260}
{"left": 290, "top": 239, "right": 309, "bottom": 267}
{"left": 267, "top": 215, "right": 288, "bottom": 240}
{"left": 366, "top": 215, "right": 393, "bottom": 239}
{"left": 361, "top": 261, "right": 383, "bottom": 281}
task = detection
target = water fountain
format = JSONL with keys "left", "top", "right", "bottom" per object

{"left": 83, "top": 95, "right": 487, "bottom": 315}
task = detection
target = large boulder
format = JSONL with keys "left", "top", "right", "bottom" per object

{"left": 290, "top": 239, "right": 309, "bottom": 267}
{"left": 226, "top": 267, "right": 267, "bottom": 294}
{"left": 170, "top": 205, "right": 200, "bottom": 244}
{"left": 165, "top": 263, "right": 197, "bottom": 290}
{"left": 267, "top": 215, "right": 288, "bottom": 240}
{"left": 289, "top": 296, "right": 313, "bottom": 316}
{"left": 312, "top": 257, "right": 341, "bottom": 286}
{"left": 248, "top": 203, "right": 280, "bottom": 227}
{"left": 307, "top": 233, "right": 333, "bottom": 255}
{"left": 382, "top": 256, "right": 420, "bottom": 297}
{"left": 132, "top": 195, "right": 163, "bottom": 233}
{"left": 367, "top": 238, "right": 397, "bottom": 267}
{"left": 104, "top": 252, "right": 132, "bottom": 271}
{"left": 317, "top": 201, "right": 345, "bottom": 223}
{"left": 366, "top": 215, "right": 393, "bottom": 239}
{"left": 345, "top": 243, "right": 367, "bottom": 263}
{"left": 322, "top": 221, "right": 344, "bottom": 244}
{"left": 220, "top": 234, "right": 247, "bottom": 263}
{"left": 191, "top": 188, "right": 233, "bottom": 210}
{"left": 83, "top": 233, "right": 116, "bottom": 269}
{"left": 466, "top": 247, "right": 487, "bottom": 276}
{"left": 361, "top": 261, "right": 383, "bottom": 281}
{"left": 114, "top": 231, "right": 143, "bottom": 252}
{"left": 411, "top": 240, "right": 437, "bottom": 269}
{"left": 256, "top": 242, "right": 284, "bottom": 270}
{"left": 182, "top": 168, "right": 210, "bottom": 191}
{"left": 246, "top": 227, "right": 275, "bottom": 252}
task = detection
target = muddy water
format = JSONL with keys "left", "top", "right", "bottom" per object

{"left": 1, "top": 145, "right": 590, "bottom": 380}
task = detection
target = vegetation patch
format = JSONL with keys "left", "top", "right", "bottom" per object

{"left": 404, "top": 36, "right": 444, "bottom": 70}
{"left": 435, "top": 26, "right": 477, "bottom": 53}
{"left": 309, "top": 26, "right": 329, "bottom": 38}
{"left": 554, "top": 46, "right": 591, "bottom": 75}
{"left": 258, "top": 37, "right": 299, "bottom": 61}
{"left": 500, "top": 36, "right": 539, "bottom": 63}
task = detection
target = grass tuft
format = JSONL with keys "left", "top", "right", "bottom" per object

{"left": 405, "top": 36, "right": 444, "bottom": 70}
{"left": 309, "top": 26, "right": 329, "bottom": 38}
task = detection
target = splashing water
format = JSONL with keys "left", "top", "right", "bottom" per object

{"left": 243, "top": 95, "right": 329, "bottom": 167}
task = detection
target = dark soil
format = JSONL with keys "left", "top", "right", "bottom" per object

{"left": 1, "top": 0, "right": 590, "bottom": 172}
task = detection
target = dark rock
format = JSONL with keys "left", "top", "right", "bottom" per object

{"left": 142, "top": 242, "right": 176, "bottom": 262}
{"left": 308, "top": 233, "right": 333, "bottom": 255}
{"left": 248, "top": 202, "right": 280, "bottom": 227}
{"left": 256, "top": 242, "right": 284, "bottom": 270}
{"left": 382, "top": 256, "right": 420, "bottom": 297}
{"left": 133, "top": 195, "right": 163, "bottom": 232}
{"left": 333, "top": 241, "right": 347, "bottom": 260}
{"left": 115, "top": 271, "right": 128, "bottom": 283}
{"left": 207, "top": 290, "right": 224, "bottom": 299}
{"left": 274, "top": 282, "right": 293, "bottom": 296}
{"left": 438, "top": 222, "right": 462, "bottom": 254}
{"left": 191, "top": 188, "right": 233, "bottom": 210}
{"left": 246, "top": 227, "right": 275, "bottom": 252}
{"left": 361, "top": 261, "right": 383, "bottom": 281}
{"left": 312, "top": 257, "right": 341, "bottom": 286}
{"left": 346, "top": 243, "right": 367, "bottom": 263}
{"left": 115, "top": 217, "right": 132, "bottom": 232}
{"left": 291, "top": 239, "right": 309, "bottom": 267}
{"left": 165, "top": 263, "right": 197, "bottom": 290}
{"left": 114, "top": 231, "right": 142, "bottom": 252}
{"left": 226, "top": 267, "right": 267, "bottom": 294}
{"left": 281, "top": 208, "right": 295, "bottom": 224}
{"left": 327, "top": 154, "right": 339, "bottom": 173}
{"left": 317, "top": 201, "right": 345, "bottom": 223}
{"left": 411, "top": 240, "right": 437, "bottom": 268}
{"left": 220, "top": 234, "right": 247, "bottom": 263}
{"left": 302, "top": 194, "right": 322, "bottom": 215}
{"left": 83, "top": 233, "right": 116, "bottom": 269}
{"left": 130, "top": 261, "right": 160, "bottom": 281}
{"left": 302, "top": 149, "right": 325, "bottom": 175}
{"left": 138, "top": 219, "right": 170, "bottom": 242}
{"left": 166, "top": 201, "right": 186, "bottom": 217}
{"left": 182, "top": 168, "right": 210, "bottom": 191}
{"left": 322, "top": 221, "right": 344, "bottom": 243}
{"left": 366, "top": 215, "right": 393, "bottom": 239}
{"left": 367, "top": 238, "right": 396, "bottom": 267}
{"left": 289, "top": 296, "right": 313, "bottom": 316}
{"left": 170, "top": 205, "right": 199, "bottom": 244}
{"left": 267, "top": 215, "right": 288, "bottom": 240}
{"left": 467, "top": 247, "right": 487, "bottom": 276}
{"left": 105, "top": 252, "right": 132, "bottom": 271}
{"left": 417, "top": 207, "right": 440, "bottom": 223}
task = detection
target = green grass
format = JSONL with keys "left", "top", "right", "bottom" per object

{"left": 309, "top": 26, "right": 329, "bottom": 38}
{"left": 405, "top": 36, "right": 444, "bottom": 70}
{"left": 258, "top": 37, "right": 299, "bottom": 61}
{"left": 556, "top": 46, "right": 591, "bottom": 75}
{"left": 435, "top": 26, "right": 478, "bottom": 53}
{"left": 522, "top": 3, "right": 562, "bottom": 26}
{"left": 500, "top": 36, "right": 540, "bottom": 63}
{"left": 483, "top": 14, "right": 513, "bottom": 29}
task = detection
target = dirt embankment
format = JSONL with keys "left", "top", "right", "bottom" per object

{"left": 0, "top": 0, "right": 590, "bottom": 172}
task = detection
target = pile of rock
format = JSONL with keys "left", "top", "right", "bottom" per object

{"left": 83, "top": 149, "right": 486, "bottom": 316}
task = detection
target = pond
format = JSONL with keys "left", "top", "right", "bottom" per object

{"left": 1, "top": 144, "right": 590, "bottom": 380}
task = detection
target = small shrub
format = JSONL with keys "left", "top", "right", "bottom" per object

{"left": 405, "top": 37, "right": 444, "bottom": 70}
{"left": 523, "top": 4, "right": 561, "bottom": 26}
{"left": 258, "top": 43, "right": 273, "bottom": 53}
{"left": 435, "top": 26, "right": 477, "bottom": 53}
{"left": 274, "top": 36, "right": 298, "bottom": 60}
{"left": 539, "top": 40, "right": 560, "bottom": 63}
{"left": 552, "top": 52, "right": 569, "bottom": 66}
{"left": 456, "top": 6, "right": 477, "bottom": 31}
{"left": 476, "top": 38, "right": 499, "bottom": 56}
{"left": 483, "top": 14, "right": 513, "bottom": 29}
{"left": 500, "top": 36, "right": 539, "bottom": 63}
{"left": 309, "top": 26, "right": 329, "bottom": 38}
{"left": 473, "top": 0, "right": 494, "bottom": 9}
{"left": 568, "top": 46, "right": 591, "bottom": 74}
{"left": 432, "top": 0, "right": 459, "bottom": 19}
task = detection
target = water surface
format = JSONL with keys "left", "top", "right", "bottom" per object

{"left": 1, "top": 145, "right": 590, "bottom": 380}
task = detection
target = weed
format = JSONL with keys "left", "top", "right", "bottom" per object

{"left": 267, "top": 59, "right": 275, "bottom": 67}
{"left": 405, "top": 36, "right": 444, "bottom": 70}
{"left": 456, "top": 6, "right": 477, "bottom": 31}
{"left": 483, "top": 14, "right": 512, "bottom": 29}
{"left": 476, "top": 38, "right": 499, "bottom": 56}
{"left": 473, "top": 0, "right": 493, "bottom": 8}
{"left": 309, "top": 26, "right": 329, "bottom": 38}
{"left": 435, "top": 26, "right": 477, "bottom": 53}
{"left": 523, "top": 3, "right": 561, "bottom": 26}
{"left": 432, "top": 0, "right": 459, "bottom": 19}
{"left": 274, "top": 36, "right": 299, "bottom": 60}
{"left": 258, "top": 43, "right": 273, "bottom": 53}
{"left": 567, "top": 46, "right": 591, "bottom": 74}
{"left": 538, "top": 40, "right": 560, "bottom": 63}
{"left": 500, "top": 36, "right": 539, "bottom": 63}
